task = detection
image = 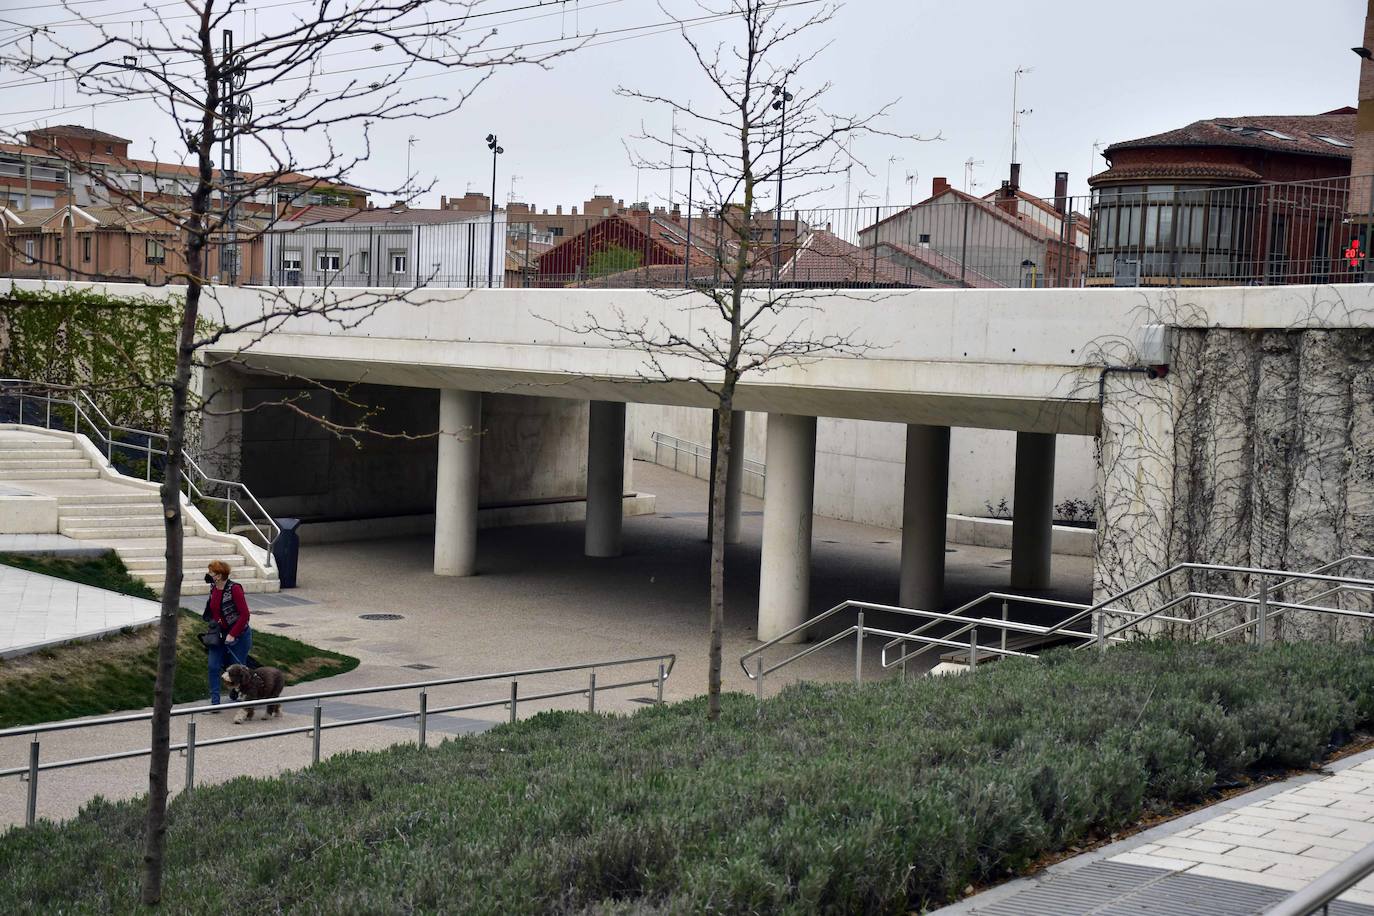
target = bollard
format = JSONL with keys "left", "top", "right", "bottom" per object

{"left": 311, "top": 702, "right": 322, "bottom": 765}
{"left": 588, "top": 671, "right": 597, "bottom": 714}
{"left": 656, "top": 663, "right": 665, "bottom": 705}
{"left": 25, "top": 738, "right": 38, "bottom": 827}
{"left": 509, "top": 681, "right": 518, "bottom": 724}
{"left": 185, "top": 720, "right": 197, "bottom": 790}
{"left": 854, "top": 611, "right": 865, "bottom": 685}
{"left": 418, "top": 690, "right": 428, "bottom": 748}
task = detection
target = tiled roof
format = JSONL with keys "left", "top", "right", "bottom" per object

{"left": 573, "top": 262, "right": 727, "bottom": 288}
{"left": 28, "top": 125, "right": 131, "bottom": 144}
{"left": 862, "top": 187, "right": 1066, "bottom": 245}
{"left": 770, "top": 229, "right": 925, "bottom": 287}
{"left": 285, "top": 205, "right": 489, "bottom": 226}
{"left": 1088, "top": 162, "right": 1265, "bottom": 186}
{"left": 1104, "top": 110, "right": 1356, "bottom": 161}
{"left": 874, "top": 240, "right": 1002, "bottom": 288}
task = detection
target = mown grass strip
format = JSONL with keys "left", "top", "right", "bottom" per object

{"left": 0, "top": 554, "right": 357, "bottom": 728}
{"left": 2, "top": 640, "right": 1373, "bottom": 914}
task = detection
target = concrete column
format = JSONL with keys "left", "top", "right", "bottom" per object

{"left": 724, "top": 411, "right": 747, "bottom": 545}
{"left": 899, "top": 424, "right": 950, "bottom": 610}
{"left": 434, "top": 389, "right": 481, "bottom": 577}
{"left": 758, "top": 413, "right": 817, "bottom": 642}
{"left": 585, "top": 400, "right": 626, "bottom": 557}
{"left": 1011, "top": 431, "right": 1056, "bottom": 589}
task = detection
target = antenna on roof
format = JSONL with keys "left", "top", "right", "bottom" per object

{"left": 964, "top": 158, "right": 984, "bottom": 193}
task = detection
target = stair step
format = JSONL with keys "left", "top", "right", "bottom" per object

{"left": 60, "top": 514, "right": 165, "bottom": 529}
{"left": 0, "top": 439, "right": 75, "bottom": 451}
{"left": 57, "top": 492, "right": 161, "bottom": 506}
{"left": 62, "top": 524, "right": 166, "bottom": 539}
{"left": 0, "top": 468, "right": 100, "bottom": 479}
{"left": 178, "top": 578, "right": 274, "bottom": 596}
{"left": 122, "top": 555, "right": 248, "bottom": 571}
{"left": 0, "top": 458, "right": 90, "bottom": 469}
{"left": 61, "top": 502, "right": 163, "bottom": 517}
{"left": 112, "top": 542, "right": 236, "bottom": 558}
{"left": 0, "top": 448, "right": 79, "bottom": 460}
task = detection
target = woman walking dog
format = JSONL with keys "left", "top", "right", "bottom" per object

{"left": 202, "top": 559, "right": 252, "bottom": 709}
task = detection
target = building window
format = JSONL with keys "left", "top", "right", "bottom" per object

{"left": 549, "top": 226, "right": 564, "bottom": 237}
{"left": 357, "top": 250, "right": 370, "bottom": 274}
{"left": 23, "top": 238, "right": 35, "bottom": 264}
{"left": 918, "top": 233, "right": 930, "bottom": 244}
{"left": 316, "top": 249, "right": 342, "bottom": 272}
{"left": 389, "top": 250, "right": 408, "bottom": 274}
{"left": 54, "top": 237, "right": 62, "bottom": 263}
{"left": 145, "top": 238, "right": 166, "bottom": 264}
{"left": 281, "top": 250, "right": 302, "bottom": 272}
{"left": 82, "top": 236, "right": 91, "bottom": 262}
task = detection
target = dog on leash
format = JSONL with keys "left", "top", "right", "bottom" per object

{"left": 221, "top": 664, "right": 286, "bottom": 723}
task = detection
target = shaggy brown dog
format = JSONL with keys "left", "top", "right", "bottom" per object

{"left": 221, "top": 664, "right": 286, "bottom": 723}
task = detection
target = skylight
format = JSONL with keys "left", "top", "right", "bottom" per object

{"left": 1315, "top": 135, "right": 1353, "bottom": 147}
{"left": 1260, "top": 129, "right": 1297, "bottom": 141}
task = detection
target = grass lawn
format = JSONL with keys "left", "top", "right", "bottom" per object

{"left": 0, "top": 553, "right": 358, "bottom": 728}
{"left": 3, "top": 640, "right": 1373, "bottom": 914}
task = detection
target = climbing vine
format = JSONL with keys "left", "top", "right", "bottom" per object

{"left": 0, "top": 284, "right": 186, "bottom": 431}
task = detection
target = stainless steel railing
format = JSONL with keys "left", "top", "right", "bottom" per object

{"left": 1, "top": 378, "right": 280, "bottom": 562}
{"left": 743, "top": 558, "right": 1374, "bottom": 686}
{"left": 650, "top": 430, "right": 765, "bottom": 486}
{"left": 1, "top": 652, "right": 676, "bottom": 827}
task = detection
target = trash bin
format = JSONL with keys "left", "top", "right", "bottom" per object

{"left": 271, "top": 517, "right": 302, "bottom": 589}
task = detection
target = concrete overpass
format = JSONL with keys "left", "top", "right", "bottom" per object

{"left": 17, "top": 279, "right": 1374, "bottom": 640}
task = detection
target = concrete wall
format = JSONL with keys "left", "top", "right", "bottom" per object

{"left": 630, "top": 402, "right": 1096, "bottom": 525}
{"left": 1097, "top": 326, "right": 1374, "bottom": 639}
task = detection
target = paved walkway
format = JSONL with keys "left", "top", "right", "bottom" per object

{"left": 0, "top": 564, "right": 160, "bottom": 658}
{"left": 940, "top": 747, "right": 1374, "bottom": 914}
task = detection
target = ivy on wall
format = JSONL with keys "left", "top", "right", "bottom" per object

{"left": 0, "top": 285, "right": 186, "bottom": 431}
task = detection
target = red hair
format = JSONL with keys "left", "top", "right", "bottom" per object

{"left": 207, "top": 560, "right": 232, "bottom": 578}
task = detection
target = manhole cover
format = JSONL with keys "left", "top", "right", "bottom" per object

{"left": 326, "top": 636, "right": 358, "bottom": 643}
{"left": 403, "top": 663, "right": 436, "bottom": 671}
{"left": 267, "top": 622, "right": 296, "bottom": 628}
{"left": 360, "top": 613, "right": 404, "bottom": 621}
{"left": 255, "top": 610, "right": 274, "bottom": 616}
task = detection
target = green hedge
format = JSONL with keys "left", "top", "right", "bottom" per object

{"left": 3, "top": 640, "right": 1373, "bottom": 914}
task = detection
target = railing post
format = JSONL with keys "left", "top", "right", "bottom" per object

{"left": 854, "top": 611, "right": 865, "bottom": 685}
{"left": 1001, "top": 599, "right": 1009, "bottom": 653}
{"left": 657, "top": 662, "right": 665, "bottom": 705}
{"left": 45, "top": 397, "right": 50, "bottom": 429}
{"left": 145, "top": 446, "right": 152, "bottom": 481}
{"left": 509, "top": 680, "right": 518, "bottom": 723}
{"left": 225, "top": 499, "right": 234, "bottom": 534}
{"left": 1096, "top": 609, "right": 1108, "bottom": 655}
{"left": 969, "top": 627, "right": 979, "bottom": 673}
{"left": 418, "top": 690, "right": 428, "bottom": 748}
{"left": 1257, "top": 578, "right": 1269, "bottom": 647}
{"left": 587, "top": 671, "right": 597, "bottom": 713}
{"left": 755, "top": 657, "right": 764, "bottom": 707}
{"left": 17, "top": 396, "right": 22, "bottom": 425}
{"left": 184, "top": 719, "right": 197, "bottom": 790}
{"left": 311, "top": 702, "right": 322, "bottom": 764}
{"left": 25, "top": 738, "right": 38, "bottom": 827}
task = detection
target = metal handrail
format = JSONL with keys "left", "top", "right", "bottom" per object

{"left": 4, "top": 651, "right": 676, "bottom": 827}
{"left": 1267, "top": 838, "right": 1374, "bottom": 915}
{"left": 1, "top": 378, "right": 280, "bottom": 563}
{"left": 650, "top": 430, "right": 766, "bottom": 483}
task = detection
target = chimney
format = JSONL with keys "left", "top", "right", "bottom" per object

{"left": 556, "top": 205, "right": 563, "bottom": 214}
{"left": 440, "top": 195, "right": 448, "bottom": 209}
{"left": 1009, "top": 162, "right": 1021, "bottom": 192}
{"left": 1053, "top": 171, "right": 1069, "bottom": 215}
{"left": 996, "top": 180, "right": 1018, "bottom": 216}
{"left": 571, "top": 206, "right": 578, "bottom": 215}
{"left": 932, "top": 176, "right": 950, "bottom": 196}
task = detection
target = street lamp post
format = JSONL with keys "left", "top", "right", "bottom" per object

{"left": 486, "top": 133, "right": 503, "bottom": 289}
{"left": 684, "top": 148, "right": 695, "bottom": 287}
{"left": 771, "top": 80, "right": 793, "bottom": 284}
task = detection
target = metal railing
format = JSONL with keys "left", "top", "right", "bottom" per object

{"left": 1267, "top": 838, "right": 1374, "bottom": 914}
{"left": 0, "top": 378, "right": 280, "bottom": 561}
{"left": 741, "top": 557, "right": 1374, "bottom": 689}
{"left": 2, "top": 652, "right": 676, "bottom": 827}
{"left": 650, "top": 430, "right": 765, "bottom": 485}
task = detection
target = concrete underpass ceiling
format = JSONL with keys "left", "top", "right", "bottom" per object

{"left": 218, "top": 351, "right": 1100, "bottom": 436}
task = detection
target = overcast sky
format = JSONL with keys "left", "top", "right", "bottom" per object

{"left": 0, "top": 0, "right": 1365, "bottom": 212}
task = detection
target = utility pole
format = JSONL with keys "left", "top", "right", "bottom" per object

{"left": 771, "top": 77, "right": 793, "bottom": 284}
{"left": 485, "top": 133, "right": 503, "bottom": 288}
{"left": 1011, "top": 66, "right": 1033, "bottom": 184}
{"left": 218, "top": 29, "right": 249, "bottom": 284}
{"left": 405, "top": 135, "right": 416, "bottom": 201}
{"left": 683, "top": 148, "right": 694, "bottom": 286}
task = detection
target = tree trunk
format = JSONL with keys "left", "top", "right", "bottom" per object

{"left": 707, "top": 400, "right": 735, "bottom": 720}
{"left": 141, "top": 11, "right": 216, "bottom": 900}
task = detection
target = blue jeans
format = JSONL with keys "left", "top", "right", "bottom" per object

{"left": 208, "top": 627, "right": 253, "bottom": 704}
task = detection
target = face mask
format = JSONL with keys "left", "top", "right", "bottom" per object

{"left": 204, "top": 573, "right": 215, "bottom": 584}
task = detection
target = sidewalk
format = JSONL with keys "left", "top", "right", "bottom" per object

{"left": 937, "top": 747, "right": 1374, "bottom": 915}
{"left": 0, "top": 562, "right": 159, "bottom": 658}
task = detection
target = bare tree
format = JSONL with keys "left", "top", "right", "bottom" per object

{"left": 571, "top": 0, "right": 928, "bottom": 720}
{"left": 0, "top": 0, "right": 560, "bottom": 902}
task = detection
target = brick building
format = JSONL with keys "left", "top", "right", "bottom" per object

{"left": 1088, "top": 109, "right": 1356, "bottom": 284}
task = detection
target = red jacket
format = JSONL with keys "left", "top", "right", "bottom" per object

{"left": 206, "top": 583, "right": 250, "bottom": 638}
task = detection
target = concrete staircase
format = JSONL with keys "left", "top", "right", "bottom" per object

{"left": 0, "top": 429, "right": 277, "bottom": 595}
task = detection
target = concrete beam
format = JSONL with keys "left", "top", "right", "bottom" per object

{"left": 1011, "top": 431, "right": 1056, "bottom": 588}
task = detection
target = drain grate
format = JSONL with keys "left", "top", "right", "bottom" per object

{"left": 254, "top": 610, "right": 274, "bottom": 616}
{"left": 326, "top": 636, "right": 358, "bottom": 643}
{"left": 629, "top": 697, "right": 659, "bottom": 704}
{"left": 360, "top": 613, "right": 404, "bottom": 621}
{"left": 872, "top": 539, "right": 891, "bottom": 545}
{"left": 403, "top": 663, "right": 437, "bottom": 671}
{"left": 267, "top": 622, "right": 296, "bottom": 628}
